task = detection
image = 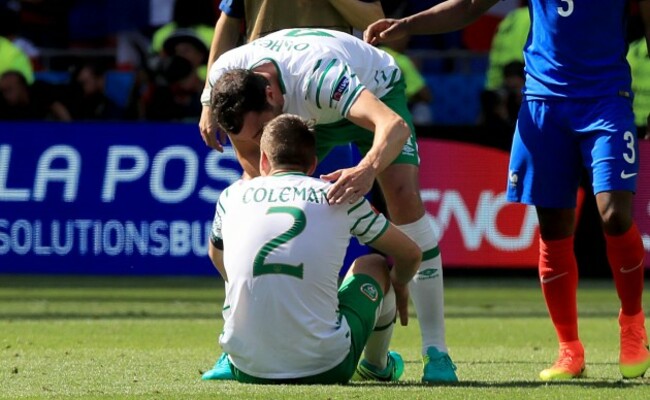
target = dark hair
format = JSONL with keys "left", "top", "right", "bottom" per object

{"left": 260, "top": 114, "right": 316, "bottom": 172}
{"left": 211, "top": 69, "right": 272, "bottom": 134}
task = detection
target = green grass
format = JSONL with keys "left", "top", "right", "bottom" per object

{"left": 1, "top": 275, "right": 648, "bottom": 399}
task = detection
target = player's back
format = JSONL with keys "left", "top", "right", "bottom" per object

{"left": 218, "top": 173, "right": 378, "bottom": 378}
{"left": 209, "top": 28, "right": 401, "bottom": 123}
{"left": 524, "top": 0, "right": 631, "bottom": 99}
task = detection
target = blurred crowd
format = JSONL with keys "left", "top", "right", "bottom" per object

{"left": 0, "top": 0, "right": 647, "bottom": 143}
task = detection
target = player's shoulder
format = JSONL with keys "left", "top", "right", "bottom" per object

{"left": 208, "top": 45, "right": 250, "bottom": 82}
{"left": 220, "top": 179, "right": 247, "bottom": 198}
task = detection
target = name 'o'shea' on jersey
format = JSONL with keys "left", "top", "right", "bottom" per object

{"left": 524, "top": 0, "right": 632, "bottom": 99}
{"left": 212, "top": 173, "right": 389, "bottom": 379}
{"left": 208, "top": 28, "right": 401, "bottom": 125}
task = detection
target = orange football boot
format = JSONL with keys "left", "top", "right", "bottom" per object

{"left": 539, "top": 340, "right": 585, "bottom": 381}
{"left": 619, "top": 310, "right": 650, "bottom": 379}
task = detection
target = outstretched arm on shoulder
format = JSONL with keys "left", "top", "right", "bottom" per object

{"left": 364, "top": 0, "right": 499, "bottom": 44}
{"left": 321, "top": 89, "right": 410, "bottom": 204}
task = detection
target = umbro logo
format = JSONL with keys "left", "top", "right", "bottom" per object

{"left": 401, "top": 142, "right": 416, "bottom": 156}
{"left": 416, "top": 268, "right": 439, "bottom": 280}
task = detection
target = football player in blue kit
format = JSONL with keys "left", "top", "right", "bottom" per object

{"left": 365, "top": 0, "right": 650, "bottom": 381}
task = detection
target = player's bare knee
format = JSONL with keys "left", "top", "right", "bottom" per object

{"left": 347, "top": 254, "right": 390, "bottom": 293}
{"left": 600, "top": 207, "right": 633, "bottom": 235}
{"left": 595, "top": 192, "right": 633, "bottom": 234}
{"left": 382, "top": 184, "right": 425, "bottom": 224}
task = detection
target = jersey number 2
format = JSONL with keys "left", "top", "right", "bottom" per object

{"left": 557, "top": 0, "right": 574, "bottom": 17}
{"left": 253, "top": 206, "right": 306, "bottom": 279}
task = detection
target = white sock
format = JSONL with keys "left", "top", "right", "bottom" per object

{"left": 398, "top": 215, "right": 448, "bottom": 355}
{"left": 363, "top": 284, "right": 396, "bottom": 369}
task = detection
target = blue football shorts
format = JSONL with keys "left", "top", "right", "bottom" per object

{"left": 507, "top": 96, "right": 639, "bottom": 208}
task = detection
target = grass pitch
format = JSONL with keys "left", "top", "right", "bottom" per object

{"left": 1, "top": 274, "right": 648, "bottom": 399}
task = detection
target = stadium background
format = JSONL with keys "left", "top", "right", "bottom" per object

{"left": 1, "top": 0, "right": 649, "bottom": 278}
{"left": 2, "top": 123, "right": 649, "bottom": 277}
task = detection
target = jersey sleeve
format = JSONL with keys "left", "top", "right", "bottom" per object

{"left": 207, "top": 46, "right": 248, "bottom": 88}
{"left": 207, "top": 61, "right": 230, "bottom": 89}
{"left": 347, "top": 198, "right": 389, "bottom": 244}
{"left": 219, "top": 0, "right": 244, "bottom": 18}
{"left": 211, "top": 187, "right": 232, "bottom": 250}
{"left": 302, "top": 57, "right": 365, "bottom": 118}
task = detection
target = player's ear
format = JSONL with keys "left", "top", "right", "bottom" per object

{"left": 260, "top": 150, "right": 272, "bottom": 176}
{"left": 265, "top": 82, "right": 283, "bottom": 108}
{"left": 306, "top": 156, "right": 318, "bottom": 176}
{"left": 265, "top": 85, "right": 275, "bottom": 103}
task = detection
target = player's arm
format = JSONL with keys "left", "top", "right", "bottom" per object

{"left": 208, "top": 242, "right": 227, "bottom": 281}
{"left": 349, "top": 198, "right": 420, "bottom": 324}
{"left": 322, "top": 89, "right": 410, "bottom": 204}
{"left": 369, "top": 223, "right": 421, "bottom": 325}
{"left": 199, "top": 12, "right": 242, "bottom": 151}
{"left": 209, "top": 192, "right": 229, "bottom": 281}
{"left": 328, "top": 0, "right": 385, "bottom": 30}
{"left": 364, "top": 0, "right": 499, "bottom": 45}
{"left": 370, "top": 224, "right": 421, "bottom": 285}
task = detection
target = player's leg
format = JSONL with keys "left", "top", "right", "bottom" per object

{"left": 317, "top": 81, "right": 456, "bottom": 383}
{"left": 202, "top": 297, "right": 235, "bottom": 380}
{"left": 596, "top": 191, "right": 648, "bottom": 378}
{"left": 202, "top": 206, "right": 234, "bottom": 381}
{"left": 375, "top": 81, "right": 455, "bottom": 383}
{"left": 295, "top": 254, "right": 398, "bottom": 384}
{"left": 219, "top": 254, "right": 393, "bottom": 385}
{"left": 581, "top": 97, "right": 648, "bottom": 378}
{"left": 508, "top": 99, "right": 585, "bottom": 380}
{"left": 535, "top": 207, "right": 584, "bottom": 381}
{"left": 344, "top": 255, "right": 404, "bottom": 382}
{"left": 375, "top": 163, "right": 457, "bottom": 383}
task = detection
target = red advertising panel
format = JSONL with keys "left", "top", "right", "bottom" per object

{"left": 418, "top": 139, "right": 539, "bottom": 268}
{"left": 633, "top": 140, "right": 650, "bottom": 268}
{"left": 418, "top": 139, "right": 648, "bottom": 269}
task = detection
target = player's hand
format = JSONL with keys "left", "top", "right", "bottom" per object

{"left": 321, "top": 165, "right": 376, "bottom": 205}
{"left": 363, "top": 18, "right": 408, "bottom": 45}
{"left": 199, "top": 106, "right": 228, "bottom": 152}
{"left": 393, "top": 282, "right": 409, "bottom": 326}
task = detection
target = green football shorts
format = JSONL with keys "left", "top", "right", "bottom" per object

{"left": 231, "top": 273, "right": 384, "bottom": 384}
{"left": 315, "top": 79, "right": 420, "bottom": 166}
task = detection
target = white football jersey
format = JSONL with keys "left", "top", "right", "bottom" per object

{"left": 207, "top": 28, "right": 402, "bottom": 124}
{"left": 212, "top": 173, "right": 389, "bottom": 379}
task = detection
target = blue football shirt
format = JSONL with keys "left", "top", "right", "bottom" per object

{"left": 524, "top": 0, "right": 632, "bottom": 99}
